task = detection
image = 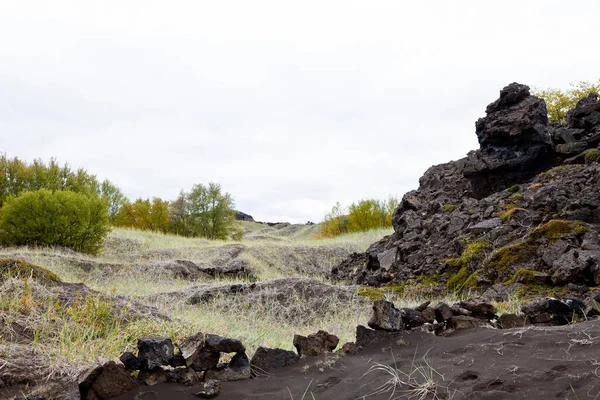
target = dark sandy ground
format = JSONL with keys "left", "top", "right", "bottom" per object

{"left": 116, "top": 320, "right": 600, "bottom": 400}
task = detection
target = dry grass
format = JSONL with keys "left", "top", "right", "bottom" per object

{"left": 0, "top": 224, "right": 391, "bottom": 388}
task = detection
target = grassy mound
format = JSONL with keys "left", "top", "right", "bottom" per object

{"left": 0, "top": 258, "right": 61, "bottom": 284}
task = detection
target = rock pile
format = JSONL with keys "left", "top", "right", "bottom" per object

{"left": 332, "top": 83, "right": 600, "bottom": 295}
{"left": 78, "top": 290, "right": 600, "bottom": 399}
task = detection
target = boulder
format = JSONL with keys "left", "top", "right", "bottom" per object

{"left": 205, "top": 352, "right": 252, "bottom": 381}
{"left": 137, "top": 337, "right": 174, "bottom": 370}
{"left": 250, "top": 347, "right": 300, "bottom": 372}
{"left": 355, "top": 325, "right": 400, "bottom": 348}
{"left": 205, "top": 334, "right": 245, "bottom": 353}
{"left": 368, "top": 300, "right": 404, "bottom": 331}
{"left": 498, "top": 313, "right": 528, "bottom": 329}
{"left": 293, "top": 330, "right": 339, "bottom": 356}
{"left": 458, "top": 298, "right": 497, "bottom": 320}
{"left": 434, "top": 302, "right": 454, "bottom": 323}
{"left": 119, "top": 352, "right": 140, "bottom": 371}
{"left": 462, "top": 83, "right": 554, "bottom": 198}
{"left": 191, "top": 347, "right": 221, "bottom": 372}
{"left": 178, "top": 332, "right": 205, "bottom": 367}
{"left": 79, "top": 361, "right": 138, "bottom": 400}
{"left": 419, "top": 307, "right": 436, "bottom": 324}
{"left": 400, "top": 307, "right": 423, "bottom": 329}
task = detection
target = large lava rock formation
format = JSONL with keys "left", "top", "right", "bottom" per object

{"left": 332, "top": 83, "right": 600, "bottom": 292}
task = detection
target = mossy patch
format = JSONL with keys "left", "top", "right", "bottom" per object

{"left": 585, "top": 149, "right": 600, "bottom": 164}
{"left": 443, "top": 203, "right": 457, "bottom": 213}
{"left": 357, "top": 284, "right": 405, "bottom": 301}
{"left": 529, "top": 220, "right": 587, "bottom": 242}
{"left": 0, "top": 258, "right": 60, "bottom": 284}
{"left": 508, "top": 184, "right": 521, "bottom": 193}
{"left": 486, "top": 242, "right": 536, "bottom": 275}
{"left": 499, "top": 207, "right": 527, "bottom": 222}
{"left": 446, "top": 240, "right": 491, "bottom": 269}
{"left": 504, "top": 268, "right": 539, "bottom": 285}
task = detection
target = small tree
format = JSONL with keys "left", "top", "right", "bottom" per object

{"left": 187, "top": 182, "right": 235, "bottom": 240}
{"left": 0, "top": 189, "right": 110, "bottom": 255}
{"left": 533, "top": 80, "right": 600, "bottom": 123}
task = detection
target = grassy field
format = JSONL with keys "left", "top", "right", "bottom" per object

{"left": 0, "top": 221, "right": 530, "bottom": 398}
{"left": 0, "top": 222, "right": 398, "bottom": 389}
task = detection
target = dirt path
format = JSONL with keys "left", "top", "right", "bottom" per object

{"left": 116, "top": 320, "right": 600, "bottom": 400}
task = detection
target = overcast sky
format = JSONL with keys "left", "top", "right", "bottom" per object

{"left": 1, "top": 1, "right": 600, "bottom": 223}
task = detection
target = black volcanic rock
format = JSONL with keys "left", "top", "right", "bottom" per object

{"left": 462, "top": 83, "right": 555, "bottom": 199}
{"left": 331, "top": 82, "right": 600, "bottom": 292}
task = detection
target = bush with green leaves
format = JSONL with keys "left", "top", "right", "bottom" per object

{"left": 319, "top": 197, "right": 398, "bottom": 238}
{"left": 533, "top": 80, "right": 600, "bottom": 123}
{"left": 0, "top": 189, "right": 110, "bottom": 255}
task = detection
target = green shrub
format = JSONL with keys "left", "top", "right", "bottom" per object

{"left": 0, "top": 189, "right": 110, "bottom": 255}
{"left": 319, "top": 197, "right": 397, "bottom": 238}
{"left": 533, "top": 80, "right": 600, "bottom": 123}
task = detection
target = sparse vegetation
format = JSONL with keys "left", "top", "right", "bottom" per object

{"left": 533, "top": 80, "right": 600, "bottom": 123}
{"left": 319, "top": 197, "right": 398, "bottom": 238}
{"left": 443, "top": 203, "right": 457, "bottom": 212}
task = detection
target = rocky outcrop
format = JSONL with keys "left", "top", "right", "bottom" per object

{"left": 235, "top": 211, "right": 254, "bottom": 221}
{"left": 462, "top": 83, "right": 554, "bottom": 199}
{"left": 332, "top": 83, "right": 600, "bottom": 293}
{"left": 553, "top": 93, "right": 600, "bottom": 161}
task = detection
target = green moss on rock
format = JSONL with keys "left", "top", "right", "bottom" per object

{"left": 499, "top": 207, "right": 527, "bottom": 222}
{"left": 504, "top": 268, "right": 539, "bottom": 285}
{"left": 446, "top": 240, "right": 491, "bottom": 269}
{"left": 530, "top": 220, "right": 587, "bottom": 241}
{"left": 508, "top": 184, "right": 521, "bottom": 193}
{"left": 443, "top": 203, "right": 457, "bottom": 212}
{"left": 0, "top": 258, "right": 61, "bottom": 284}
{"left": 585, "top": 149, "right": 600, "bottom": 164}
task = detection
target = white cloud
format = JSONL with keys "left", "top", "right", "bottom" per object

{"left": 1, "top": 0, "right": 600, "bottom": 222}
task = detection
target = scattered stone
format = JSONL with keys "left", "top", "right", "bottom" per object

{"left": 293, "top": 330, "right": 339, "bottom": 356}
{"left": 419, "top": 307, "right": 436, "bottom": 324}
{"left": 448, "top": 316, "right": 487, "bottom": 330}
{"left": 355, "top": 325, "right": 401, "bottom": 347}
{"left": 191, "top": 348, "right": 221, "bottom": 372}
{"left": 79, "top": 361, "right": 138, "bottom": 400}
{"left": 195, "top": 379, "right": 222, "bottom": 398}
{"left": 414, "top": 301, "right": 431, "bottom": 312}
{"left": 338, "top": 342, "right": 361, "bottom": 356}
{"left": 434, "top": 302, "right": 454, "bottom": 323}
{"left": 459, "top": 298, "right": 498, "bottom": 319}
{"left": 401, "top": 307, "right": 423, "bottom": 329}
{"left": 498, "top": 313, "right": 528, "bottom": 329}
{"left": 137, "top": 337, "right": 175, "bottom": 370}
{"left": 205, "top": 334, "right": 246, "bottom": 353}
{"left": 166, "top": 368, "right": 200, "bottom": 386}
{"left": 169, "top": 354, "right": 187, "bottom": 368}
{"left": 205, "top": 352, "right": 252, "bottom": 381}
{"left": 178, "top": 332, "right": 206, "bottom": 367}
{"left": 368, "top": 300, "right": 404, "bottom": 331}
{"left": 119, "top": 352, "right": 141, "bottom": 371}
{"left": 250, "top": 347, "right": 300, "bottom": 372}
{"left": 137, "top": 367, "right": 167, "bottom": 386}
